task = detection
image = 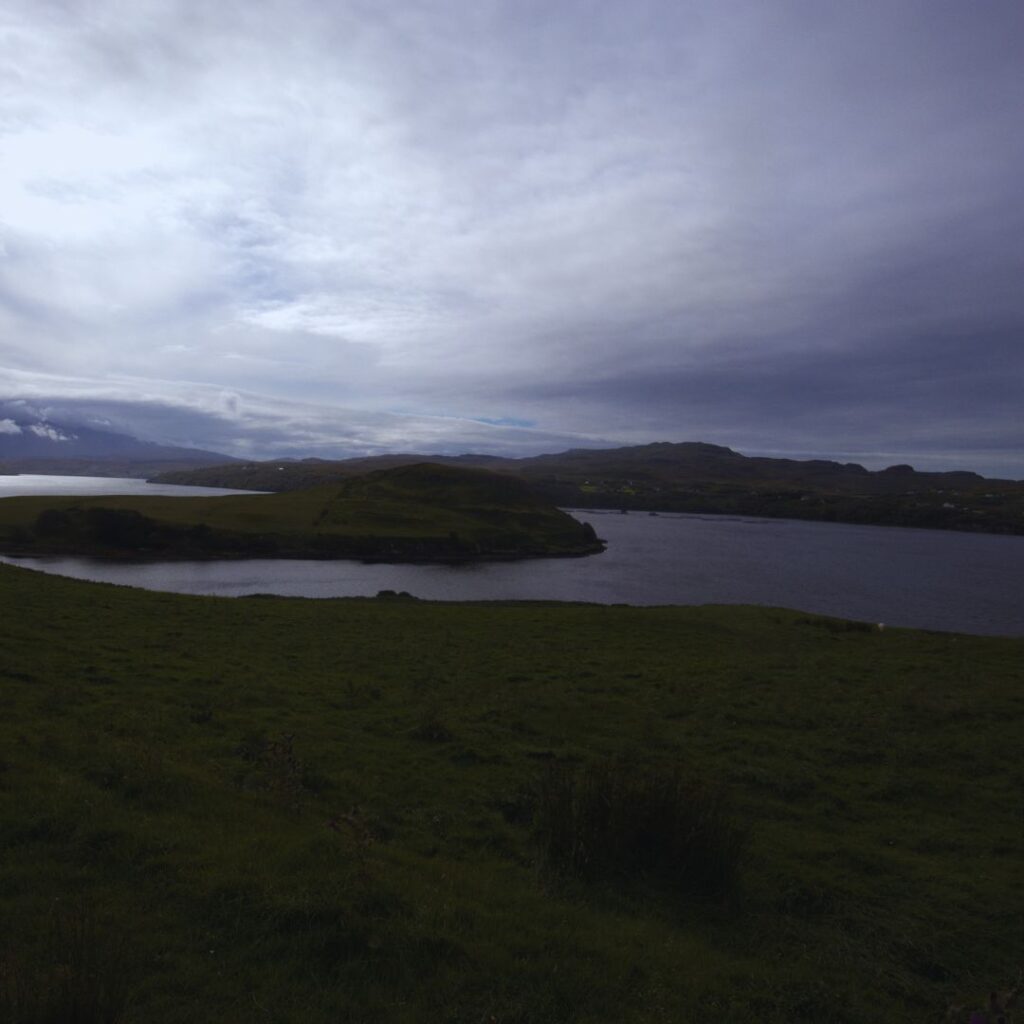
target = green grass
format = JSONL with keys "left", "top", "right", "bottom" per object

{"left": 0, "top": 463, "right": 603, "bottom": 561}
{"left": 0, "top": 562, "right": 1021, "bottom": 1022}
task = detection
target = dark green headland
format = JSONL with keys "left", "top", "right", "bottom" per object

{"left": 0, "top": 462, "right": 604, "bottom": 562}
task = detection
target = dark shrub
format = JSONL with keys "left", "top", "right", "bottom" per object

{"left": 84, "top": 507, "right": 152, "bottom": 547}
{"left": 34, "top": 507, "right": 74, "bottom": 537}
{"left": 532, "top": 760, "right": 745, "bottom": 900}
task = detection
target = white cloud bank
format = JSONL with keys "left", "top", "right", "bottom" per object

{"left": 0, "top": 367, "right": 615, "bottom": 460}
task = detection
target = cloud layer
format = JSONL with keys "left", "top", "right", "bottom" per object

{"left": 1, "top": 1, "right": 1022, "bottom": 474}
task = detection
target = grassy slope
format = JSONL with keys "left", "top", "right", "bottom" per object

{"left": 1, "top": 564, "right": 1021, "bottom": 1022}
{"left": 0, "top": 463, "right": 602, "bottom": 560}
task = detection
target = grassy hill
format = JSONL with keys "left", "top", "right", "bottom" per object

{"left": 152, "top": 442, "right": 1024, "bottom": 536}
{"left": 0, "top": 463, "right": 603, "bottom": 562}
{"left": 0, "top": 563, "right": 1020, "bottom": 1022}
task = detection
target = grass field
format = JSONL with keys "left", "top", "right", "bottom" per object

{"left": 0, "top": 562, "right": 1021, "bottom": 1022}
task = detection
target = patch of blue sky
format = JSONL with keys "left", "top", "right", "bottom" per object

{"left": 472, "top": 416, "right": 536, "bottom": 429}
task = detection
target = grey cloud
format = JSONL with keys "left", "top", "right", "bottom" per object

{"left": 1, "top": 1, "right": 1022, "bottom": 475}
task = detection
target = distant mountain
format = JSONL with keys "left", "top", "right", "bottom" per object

{"left": 151, "top": 441, "right": 1024, "bottom": 536}
{"left": 151, "top": 441, "right": 1008, "bottom": 493}
{"left": 0, "top": 412, "right": 236, "bottom": 476}
{"left": 498, "top": 441, "right": 1000, "bottom": 495}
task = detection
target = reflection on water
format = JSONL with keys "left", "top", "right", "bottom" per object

{"left": 0, "top": 474, "right": 259, "bottom": 499}
{"left": 2, "top": 490, "right": 1023, "bottom": 635}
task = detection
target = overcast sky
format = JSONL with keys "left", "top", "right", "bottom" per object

{"left": 1, "top": 0, "right": 1022, "bottom": 474}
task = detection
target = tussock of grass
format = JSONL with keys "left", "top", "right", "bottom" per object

{"left": 0, "top": 904, "right": 130, "bottom": 1024}
{"left": 410, "top": 707, "right": 455, "bottom": 743}
{"left": 533, "top": 760, "right": 745, "bottom": 901}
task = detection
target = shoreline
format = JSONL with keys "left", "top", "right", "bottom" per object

{"left": 0, "top": 538, "right": 607, "bottom": 565}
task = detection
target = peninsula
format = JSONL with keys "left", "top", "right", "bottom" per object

{"left": 0, "top": 462, "right": 603, "bottom": 562}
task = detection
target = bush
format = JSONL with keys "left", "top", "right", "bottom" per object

{"left": 84, "top": 507, "right": 153, "bottom": 547}
{"left": 33, "top": 508, "right": 75, "bottom": 537}
{"left": 532, "top": 760, "right": 745, "bottom": 900}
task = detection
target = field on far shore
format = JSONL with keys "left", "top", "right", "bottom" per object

{"left": 0, "top": 562, "right": 1021, "bottom": 1022}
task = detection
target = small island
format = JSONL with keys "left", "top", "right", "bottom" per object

{"left": 0, "top": 463, "right": 604, "bottom": 562}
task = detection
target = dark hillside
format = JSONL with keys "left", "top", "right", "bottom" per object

{"left": 151, "top": 442, "right": 1024, "bottom": 535}
{"left": 333, "top": 461, "right": 546, "bottom": 506}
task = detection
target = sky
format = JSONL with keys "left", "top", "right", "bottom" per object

{"left": 1, "top": 0, "right": 1022, "bottom": 475}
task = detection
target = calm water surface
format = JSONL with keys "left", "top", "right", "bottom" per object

{"left": 2, "top": 477, "right": 1023, "bottom": 636}
{"left": 0, "top": 474, "right": 257, "bottom": 499}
